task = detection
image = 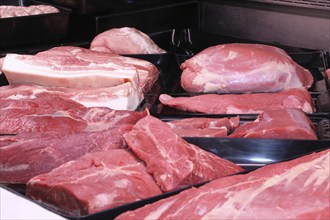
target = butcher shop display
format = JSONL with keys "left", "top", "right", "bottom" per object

{"left": 0, "top": 83, "right": 142, "bottom": 110}
{"left": 166, "top": 116, "right": 239, "bottom": 137}
{"left": 123, "top": 115, "right": 244, "bottom": 192}
{"left": 26, "top": 149, "right": 163, "bottom": 215}
{"left": 0, "top": 5, "right": 59, "bottom": 18}
{"left": 0, "top": 1, "right": 329, "bottom": 218}
{"left": 229, "top": 108, "right": 318, "bottom": 140}
{"left": 1, "top": 46, "right": 159, "bottom": 94}
{"left": 0, "top": 125, "right": 132, "bottom": 183}
{"left": 115, "top": 149, "right": 330, "bottom": 220}
{"left": 159, "top": 88, "right": 314, "bottom": 114}
{"left": 180, "top": 43, "right": 313, "bottom": 93}
{"left": 0, "top": 94, "right": 148, "bottom": 134}
{"left": 90, "top": 27, "right": 167, "bottom": 54}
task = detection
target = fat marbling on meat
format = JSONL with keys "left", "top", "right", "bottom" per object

{"left": 180, "top": 43, "right": 313, "bottom": 93}
{"left": 159, "top": 88, "right": 314, "bottom": 114}
{"left": 26, "top": 149, "right": 162, "bottom": 216}
{"left": 90, "top": 27, "right": 167, "bottom": 54}
{"left": 116, "top": 149, "right": 330, "bottom": 220}
{"left": 0, "top": 93, "right": 148, "bottom": 134}
{"left": 0, "top": 125, "right": 132, "bottom": 184}
{"left": 123, "top": 115, "right": 243, "bottom": 192}
{"left": 230, "top": 108, "right": 317, "bottom": 139}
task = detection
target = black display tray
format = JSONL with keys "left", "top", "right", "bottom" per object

{"left": 0, "top": 0, "right": 70, "bottom": 48}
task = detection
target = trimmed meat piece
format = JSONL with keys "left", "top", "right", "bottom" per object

{"left": 0, "top": 94, "right": 148, "bottom": 134}
{"left": 2, "top": 46, "right": 159, "bottom": 93}
{"left": 167, "top": 117, "right": 239, "bottom": 137}
{"left": 124, "top": 115, "right": 243, "bottom": 192}
{"left": 115, "top": 149, "right": 330, "bottom": 220}
{"left": 26, "top": 149, "right": 162, "bottom": 216}
{"left": 90, "top": 27, "right": 166, "bottom": 54}
{"left": 230, "top": 109, "right": 317, "bottom": 140}
{"left": 180, "top": 43, "right": 313, "bottom": 93}
{"left": 0, "top": 125, "right": 132, "bottom": 184}
{"left": 0, "top": 5, "right": 59, "bottom": 18}
{"left": 159, "top": 89, "right": 314, "bottom": 114}
{"left": 0, "top": 83, "right": 142, "bottom": 111}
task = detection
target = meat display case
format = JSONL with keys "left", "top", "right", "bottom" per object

{"left": 0, "top": 0, "right": 330, "bottom": 219}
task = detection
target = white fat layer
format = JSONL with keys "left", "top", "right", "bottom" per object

{"left": 2, "top": 54, "right": 139, "bottom": 89}
{"left": 201, "top": 152, "right": 329, "bottom": 219}
{"left": 0, "top": 164, "right": 29, "bottom": 172}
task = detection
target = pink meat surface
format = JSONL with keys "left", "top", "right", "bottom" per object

{"left": 0, "top": 5, "right": 59, "bottom": 18}
{"left": 167, "top": 117, "right": 239, "bottom": 137}
{"left": 123, "top": 115, "right": 243, "bottom": 192}
{"left": 230, "top": 108, "right": 317, "bottom": 140}
{"left": 0, "top": 125, "right": 132, "bottom": 184}
{"left": 180, "top": 43, "right": 313, "bottom": 93}
{"left": 159, "top": 88, "right": 314, "bottom": 114}
{"left": 116, "top": 149, "right": 330, "bottom": 220}
{"left": 0, "top": 94, "right": 148, "bottom": 134}
{"left": 1, "top": 46, "right": 159, "bottom": 93}
{"left": 90, "top": 27, "right": 166, "bottom": 54}
{"left": 26, "top": 149, "right": 162, "bottom": 216}
{"left": 0, "top": 83, "right": 142, "bottom": 110}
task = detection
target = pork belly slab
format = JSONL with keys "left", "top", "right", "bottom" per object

{"left": 180, "top": 43, "right": 313, "bottom": 93}
{"left": 1, "top": 46, "right": 159, "bottom": 93}
{"left": 230, "top": 108, "right": 318, "bottom": 140}
{"left": 0, "top": 83, "right": 142, "bottom": 110}
{"left": 0, "top": 125, "right": 131, "bottom": 184}
{"left": 26, "top": 149, "right": 162, "bottom": 216}
{"left": 159, "top": 88, "right": 314, "bottom": 114}
{"left": 124, "top": 115, "right": 243, "bottom": 192}
{"left": 116, "top": 149, "right": 330, "bottom": 220}
{"left": 0, "top": 93, "right": 148, "bottom": 134}
{"left": 167, "top": 116, "right": 239, "bottom": 137}
{"left": 90, "top": 27, "right": 166, "bottom": 54}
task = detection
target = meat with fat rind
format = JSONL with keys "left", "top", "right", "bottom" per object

{"left": 1, "top": 46, "right": 159, "bottom": 93}
{"left": 90, "top": 27, "right": 166, "bottom": 54}
{"left": 180, "top": 43, "right": 313, "bottom": 93}
{"left": 115, "top": 149, "right": 330, "bottom": 220}
{"left": 26, "top": 149, "right": 162, "bottom": 216}
{"left": 0, "top": 83, "right": 142, "bottom": 111}
{"left": 159, "top": 88, "right": 314, "bottom": 114}
{"left": 230, "top": 108, "right": 318, "bottom": 140}
{"left": 124, "top": 115, "right": 243, "bottom": 192}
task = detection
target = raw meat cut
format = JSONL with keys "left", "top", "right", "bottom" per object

{"left": 0, "top": 94, "right": 148, "bottom": 134}
{"left": 167, "top": 117, "right": 239, "bottom": 137}
{"left": 230, "top": 108, "right": 317, "bottom": 140}
{"left": 115, "top": 149, "right": 330, "bottom": 220}
{"left": 123, "top": 115, "right": 243, "bottom": 192}
{"left": 0, "top": 5, "right": 59, "bottom": 18}
{"left": 0, "top": 125, "right": 132, "bottom": 184}
{"left": 26, "top": 149, "right": 162, "bottom": 215}
{"left": 159, "top": 88, "right": 314, "bottom": 114}
{"left": 90, "top": 27, "right": 166, "bottom": 54}
{"left": 0, "top": 83, "right": 142, "bottom": 110}
{"left": 180, "top": 43, "right": 313, "bottom": 93}
{"left": 1, "top": 46, "right": 159, "bottom": 93}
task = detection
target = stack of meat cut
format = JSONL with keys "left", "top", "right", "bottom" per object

{"left": 22, "top": 115, "right": 243, "bottom": 215}
{"left": 0, "top": 28, "right": 165, "bottom": 111}
{"left": 159, "top": 43, "right": 317, "bottom": 139}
